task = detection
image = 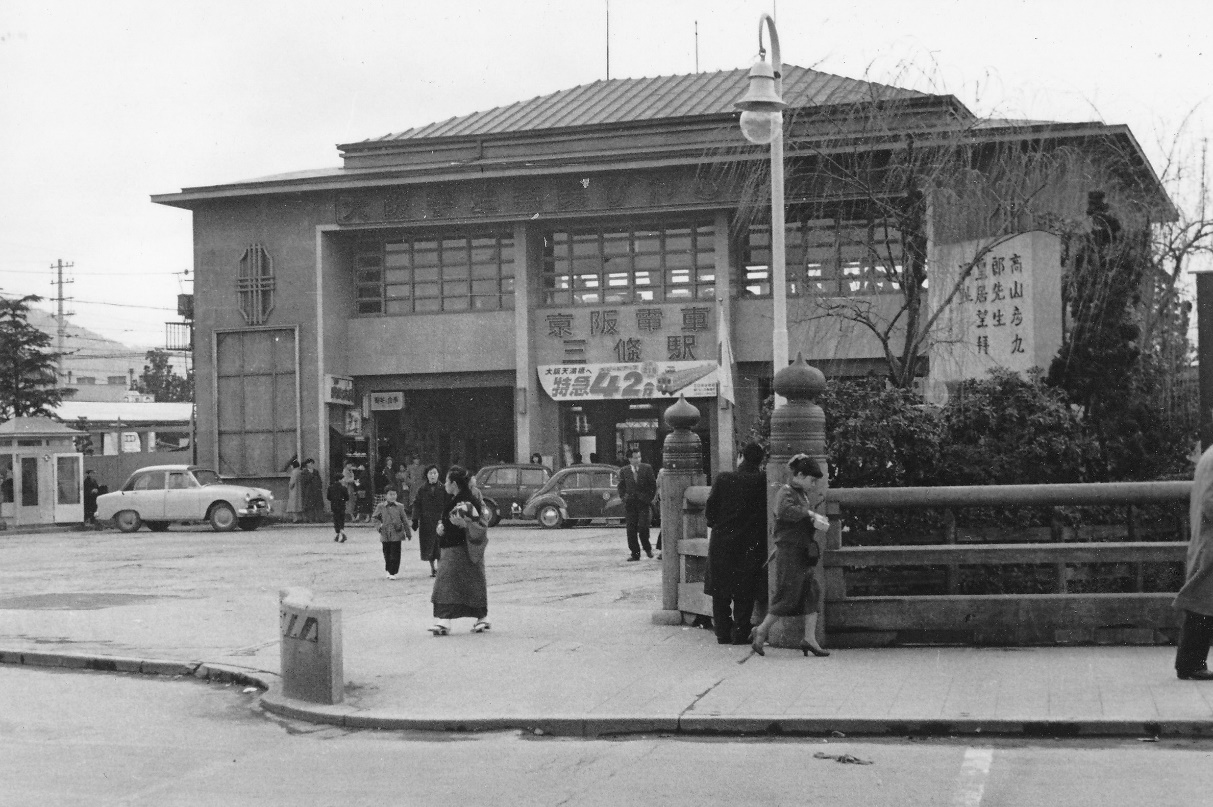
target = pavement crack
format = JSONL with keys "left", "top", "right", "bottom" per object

{"left": 679, "top": 677, "right": 725, "bottom": 718}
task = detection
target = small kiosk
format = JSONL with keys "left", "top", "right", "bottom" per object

{"left": 0, "top": 417, "right": 85, "bottom": 528}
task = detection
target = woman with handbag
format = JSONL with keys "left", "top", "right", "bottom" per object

{"left": 428, "top": 465, "right": 490, "bottom": 636}
{"left": 411, "top": 465, "right": 445, "bottom": 577}
{"left": 750, "top": 453, "right": 832, "bottom": 658}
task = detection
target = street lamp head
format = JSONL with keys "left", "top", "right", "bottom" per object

{"left": 734, "top": 58, "right": 786, "bottom": 113}
{"left": 735, "top": 58, "right": 786, "bottom": 145}
{"left": 738, "top": 109, "right": 783, "bottom": 145}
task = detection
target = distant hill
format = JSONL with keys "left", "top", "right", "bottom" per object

{"left": 4, "top": 296, "right": 162, "bottom": 384}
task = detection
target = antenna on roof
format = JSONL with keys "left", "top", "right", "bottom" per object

{"left": 605, "top": 0, "right": 610, "bottom": 80}
{"left": 695, "top": 21, "right": 699, "bottom": 73}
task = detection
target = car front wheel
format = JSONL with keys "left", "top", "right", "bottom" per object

{"left": 238, "top": 517, "right": 261, "bottom": 531}
{"left": 537, "top": 504, "right": 564, "bottom": 529}
{"left": 484, "top": 499, "right": 502, "bottom": 528}
{"left": 114, "top": 510, "right": 142, "bottom": 533}
{"left": 209, "top": 503, "right": 237, "bottom": 532}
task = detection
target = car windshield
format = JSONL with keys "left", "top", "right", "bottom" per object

{"left": 193, "top": 469, "right": 221, "bottom": 486}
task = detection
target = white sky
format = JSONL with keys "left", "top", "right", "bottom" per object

{"left": 1, "top": 0, "right": 1209, "bottom": 345}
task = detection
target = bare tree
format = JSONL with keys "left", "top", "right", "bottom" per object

{"left": 705, "top": 67, "right": 1169, "bottom": 389}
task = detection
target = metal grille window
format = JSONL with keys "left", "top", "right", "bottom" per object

{"left": 541, "top": 224, "right": 715, "bottom": 306}
{"left": 237, "top": 244, "right": 275, "bottom": 324}
{"left": 742, "top": 218, "right": 903, "bottom": 297}
{"left": 355, "top": 234, "right": 514, "bottom": 315}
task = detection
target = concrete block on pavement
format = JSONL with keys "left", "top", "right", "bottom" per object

{"left": 279, "top": 587, "right": 343, "bottom": 705}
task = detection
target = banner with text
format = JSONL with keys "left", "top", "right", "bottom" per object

{"left": 538, "top": 361, "right": 719, "bottom": 401}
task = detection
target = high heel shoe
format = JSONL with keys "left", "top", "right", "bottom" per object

{"left": 800, "top": 640, "right": 830, "bottom": 657}
{"left": 750, "top": 627, "right": 766, "bottom": 656}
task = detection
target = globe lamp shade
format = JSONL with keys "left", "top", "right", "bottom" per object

{"left": 739, "top": 109, "right": 782, "bottom": 145}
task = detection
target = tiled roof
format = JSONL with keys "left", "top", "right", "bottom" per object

{"left": 357, "top": 65, "right": 926, "bottom": 144}
{"left": 0, "top": 416, "right": 81, "bottom": 436}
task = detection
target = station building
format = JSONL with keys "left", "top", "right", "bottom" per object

{"left": 153, "top": 65, "right": 1166, "bottom": 489}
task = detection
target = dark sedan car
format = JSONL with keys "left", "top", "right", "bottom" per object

{"left": 521, "top": 464, "right": 625, "bottom": 529}
{"left": 474, "top": 463, "right": 552, "bottom": 526}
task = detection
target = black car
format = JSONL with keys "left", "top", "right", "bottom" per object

{"left": 521, "top": 464, "right": 625, "bottom": 529}
{"left": 474, "top": 464, "right": 552, "bottom": 526}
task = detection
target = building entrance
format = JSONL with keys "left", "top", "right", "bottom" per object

{"left": 559, "top": 398, "right": 712, "bottom": 474}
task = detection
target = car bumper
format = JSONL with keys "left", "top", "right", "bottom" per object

{"left": 237, "top": 501, "right": 271, "bottom": 517}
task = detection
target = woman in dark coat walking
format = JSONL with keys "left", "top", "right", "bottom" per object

{"left": 750, "top": 453, "right": 832, "bottom": 658}
{"left": 301, "top": 459, "right": 324, "bottom": 523}
{"left": 428, "top": 465, "right": 490, "bottom": 636}
{"left": 411, "top": 465, "right": 446, "bottom": 577}
{"left": 703, "top": 442, "right": 768, "bottom": 645}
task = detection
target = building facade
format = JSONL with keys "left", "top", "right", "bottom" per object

{"left": 153, "top": 66, "right": 1166, "bottom": 488}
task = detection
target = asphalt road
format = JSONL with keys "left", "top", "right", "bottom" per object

{"left": 2, "top": 664, "right": 1211, "bottom": 807}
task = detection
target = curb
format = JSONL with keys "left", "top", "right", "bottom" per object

{"left": 7, "top": 648, "right": 1213, "bottom": 739}
{"left": 0, "top": 648, "right": 276, "bottom": 691}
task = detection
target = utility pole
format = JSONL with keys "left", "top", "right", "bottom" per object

{"left": 50, "top": 259, "right": 74, "bottom": 379}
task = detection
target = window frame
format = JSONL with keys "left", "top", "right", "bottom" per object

{"left": 355, "top": 232, "right": 515, "bottom": 316}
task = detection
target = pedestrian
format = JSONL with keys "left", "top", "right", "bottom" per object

{"left": 428, "top": 465, "right": 490, "bottom": 635}
{"left": 1174, "top": 444, "right": 1213, "bottom": 680}
{"left": 285, "top": 458, "right": 303, "bottom": 523}
{"left": 301, "top": 459, "right": 324, "bottom": 522}
{"left": 354, "top": 463, "right": 372, "bottom": 523}
{"left": 372, "top": 488, "right": 412, "bottom": 579}
{"left": 704, "top": 443, "right": 768, "bottom": 645}
{"left": 327, "top": 473, "right": 349, "bottom": 543}
{"left": 83, "top": 469, "right": 101, "bottom": 525}
{"left": 341, "top": 461, "right": 357, "bottom": 509}
{"left": 750, "top": 453, "right": 832, "bottom": 658}
{"left": 412, "top": 464, "right": 445, "bottom": 577}
{"left": 404, "top": 455, "right": 426, "bottom": 501}
{"left": 653, "top": 467, "right": 666, "bottom": 557}
{"left": 395, "top": 463, "right": 411, "bottom": 509}
{"left": 377, "top": 455, "right": 395, "bottom": 495}
{"left": 617, "top": 448, "right": 656, "bottom": 561}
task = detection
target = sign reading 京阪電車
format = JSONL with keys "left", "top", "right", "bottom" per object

{"left": 537, "top": 361, "right": 719, "bottom": 401}
{"left": 324, "top": 375, "right": 355, "bottom": 406}
{"left": 928, "top": 231, "right": 1062, "bottom": 385}
{"left": 369, "top": 391, "right": 403, "bottom": 411}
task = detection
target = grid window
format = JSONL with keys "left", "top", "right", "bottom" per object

{"left": 355, "top": 234, "right": 515, "bottom": 314}
{"left": 541, "top": 224, "right": 715, "bottom": 306}
{"left": 742, "top": 217, "right": 903, "bottom": 297}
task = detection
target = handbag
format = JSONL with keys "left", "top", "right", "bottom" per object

{"left": 464, "top": 505, "right": 489, "bottom": 564}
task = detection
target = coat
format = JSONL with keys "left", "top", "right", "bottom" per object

{"left": 412, "top": 482, "right": 447, "bottom": 561}
{"left": 286, "top": 467, "right": 303, "bottom": 514}
{"left": 372, "top": 500, "right": 412, "bottom": 543}
{"left": 301, "top": 468, "right": 324, "bottom": 513}
{"left": 326, "top": 481, "right": 349, "bottom": 511}
{"left": 702, "top": 461, "right": 767, "bottom": 599}
{"left": 618, "top": 462, "right": 657, "bottom": 508}
{"left": 1176, "top": 445, "right": 1213, "bottom": 616}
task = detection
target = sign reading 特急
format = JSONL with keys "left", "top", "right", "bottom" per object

{"left": 928, "top": 231, "right": 1063, "bottom": 385}
{"left": 537, "top": 360, "right": 719, "bottom": 401}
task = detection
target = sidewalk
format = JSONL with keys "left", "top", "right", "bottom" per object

{"left": 4, "top": 590, "right": 1212, "bottom": 738}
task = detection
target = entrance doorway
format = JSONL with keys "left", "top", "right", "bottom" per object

{"left": 559, "top": 398, "right": 712, "bottom": 473}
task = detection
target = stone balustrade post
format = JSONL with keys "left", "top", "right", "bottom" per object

{"left": 653, "top": 396, "right": 704, "bottom": 625}
{"left": 765, "top": 353, "right": 829, "bottom": 648}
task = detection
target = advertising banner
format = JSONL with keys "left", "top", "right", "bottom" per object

{"left": 324, "top": 375, "right": 356, "bottom": 406}
{"left": 538, "top": 361, "right": 719, "bottom": 402}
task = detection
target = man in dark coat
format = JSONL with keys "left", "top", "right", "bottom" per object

{"left": 703, "top": 442, "right": 768, "bottom": 645}
{"left": 1175, "top": 443, "right": 1213, "bottom": 679}
{"left": 83, "top": 469, "right": 101, "bottom": 525}
{"left": 617, "top": 448, "right": 657, "bottom": 561}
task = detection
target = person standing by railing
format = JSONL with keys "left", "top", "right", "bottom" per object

{"left": 1174, "top": 444, "right": 1213, "bottom": 680}
{"left": 751, "top": 454, "right": 832, "bottom": 658}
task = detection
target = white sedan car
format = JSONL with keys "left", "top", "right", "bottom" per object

{"left": 96, "top": 465, "right": 273, "bottom": 533}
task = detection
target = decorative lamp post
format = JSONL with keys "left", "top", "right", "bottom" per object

{"left": 735, "top": 12, "right": 789, "bottom": 390}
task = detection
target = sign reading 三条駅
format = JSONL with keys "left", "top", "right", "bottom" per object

{"left": 537, "top": 361, "right": 719, "bottom": 401}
